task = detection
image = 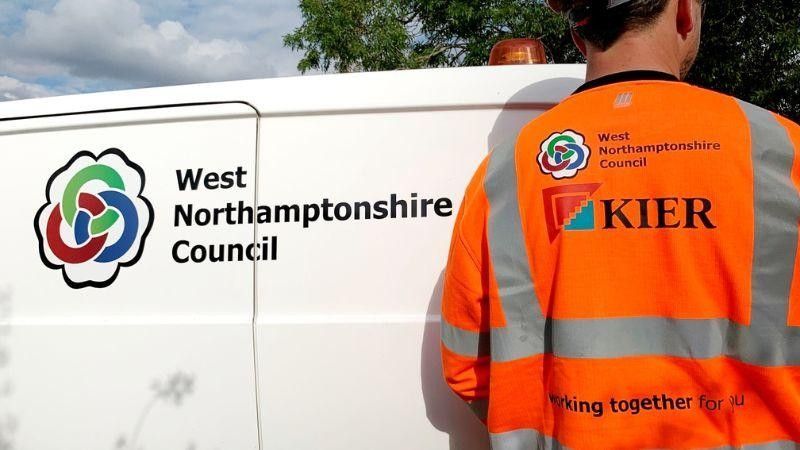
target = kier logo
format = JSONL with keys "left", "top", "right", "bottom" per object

{"left": 542, "top": 183, "right": 601, "bottom": 242}
{"left": 542, "top": 183, "right": 717, "bottom": 243}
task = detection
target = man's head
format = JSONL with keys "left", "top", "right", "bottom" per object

{"left": 548, "top": 0, "right": 703, "bottom": 79}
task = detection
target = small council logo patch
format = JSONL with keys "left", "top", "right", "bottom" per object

{"left": 538, "top": 130, "right": 591, "bottom": 179}
{"left": 34, "top": 149, "right": 154, "bottom": 289}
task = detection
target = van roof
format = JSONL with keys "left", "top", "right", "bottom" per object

{"left": 0, "top": 65, "right": 585, "bottom": 120}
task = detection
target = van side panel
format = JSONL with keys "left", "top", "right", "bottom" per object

{"left": 0, "top": 104, "right": 260, "bottom": 450}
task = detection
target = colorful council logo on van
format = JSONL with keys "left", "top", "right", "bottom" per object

{"left": 34, "top": 149, "right": 154, "bottom": 289}
{"left": 538, "top": 130, "right": 591, "bottom": 179}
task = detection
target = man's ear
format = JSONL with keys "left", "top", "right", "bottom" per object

{"left": 571, "top": 29, "right": 588, "bottom": 57}
{"left": 676, "top": 0, "right": 696, "bottom": 38}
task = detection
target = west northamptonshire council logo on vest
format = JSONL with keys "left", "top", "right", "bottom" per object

{"left": 34, "top": 149, "right": 154, "bottom": 289}
{"left": 538, "top": 130, "right": 591, "bottom": 179}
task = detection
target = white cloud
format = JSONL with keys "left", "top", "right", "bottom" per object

{"left": 10, "top": 0, "right": 272, "bottom": 85}
{"left": 0, "top": 75, "right": 57, "bottom": 101}
{"left": 158, "top": 0, "right": 304, "bottom": 77}
{"left": 0, "top": 0, "right": 302, "bottom": 100}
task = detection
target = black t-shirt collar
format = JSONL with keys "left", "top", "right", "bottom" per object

{"left": 574, "top": 70, "right": 680, "bottom": 94}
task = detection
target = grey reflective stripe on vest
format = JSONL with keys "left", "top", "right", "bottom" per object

{"left": 720, "top": 441, "right": 800, "bottom": 450}
{"left": 489, "top": 429, "right": 799, "bottom": 450}
{"left": 490, "top": 429, "right": 569, "bottom": 450}
{"left": 484, "top": 140, "right": 547, "bottom": 362}
{"left": 484, "top": 103, "right": 800, "bottom": 366}
{"left": 440, "top": 318, "right": 490, "bottom": 358}
{"left": 548, "top": 317, "right": 800, "bottom": 364}
{"left": 741, "top": 100, "right": 800, "bottom": 334}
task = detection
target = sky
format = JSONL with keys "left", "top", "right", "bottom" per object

{"left": 0, "top": 0, "right": 303, "bottom": 101}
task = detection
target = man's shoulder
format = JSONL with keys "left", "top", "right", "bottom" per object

{"left": 516, "top": 80, "right": 736, "bottom": 126}
{"left": 725, "top": 93, "right": 800, "bottom": 136}
{"left": 770, "top": 109, "right": 800, "bottom": 136}
{"left": 682, "top": 84, "right": 799, "bottom": 131}
{"left": 517, "top": 81, "right": 798, "bottom": 137}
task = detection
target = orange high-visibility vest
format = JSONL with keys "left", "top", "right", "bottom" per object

{"left": 441, "top": 76, "right": 800, "bottom": 449}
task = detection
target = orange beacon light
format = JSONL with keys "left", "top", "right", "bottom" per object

{"left": 489, "top": 38, "right": 547, "bottom": 66}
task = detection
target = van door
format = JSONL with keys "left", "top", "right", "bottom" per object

{"left": 255, "top": 106, "right": 508, "bottom": 449}
{"left": 0, "top": 103, "right": 259, "bottom": 450}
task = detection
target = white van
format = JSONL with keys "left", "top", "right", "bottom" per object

{"left": 0, "top": 64, "right": 584, "bottom": 450}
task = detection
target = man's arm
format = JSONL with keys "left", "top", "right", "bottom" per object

{"left": 440, "top": 159, "right": 491, "bottom": 423}
{"left": 776, "top": 114, "right": 800, "bottom": 326}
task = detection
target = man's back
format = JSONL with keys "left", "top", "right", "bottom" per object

{"left": 441, "top": 75, "right": 800, "bottom": 448}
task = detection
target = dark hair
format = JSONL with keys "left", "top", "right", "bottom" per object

{"left": 566, "top": 0, "right": 671, "bottom": 50}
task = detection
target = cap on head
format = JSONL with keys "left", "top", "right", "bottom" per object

{"left": 546, "top": 0, "right": 636, "bottom": 14}
{"left": 549, "top": 0, "right": 673, "bottom": 51}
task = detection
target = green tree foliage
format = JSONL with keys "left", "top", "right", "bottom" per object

{"left": 284, "top": 0, "right": 580, "bottom": 72}
{"left": 686, "top": 0, "right": 799, "bottom": 121}
{"left": 285, "top": 0, "right": 799, "bottom": 121}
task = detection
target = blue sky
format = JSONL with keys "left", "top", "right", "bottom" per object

{"left": 0, "top": 0, "right": 303, "bottom": 100}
